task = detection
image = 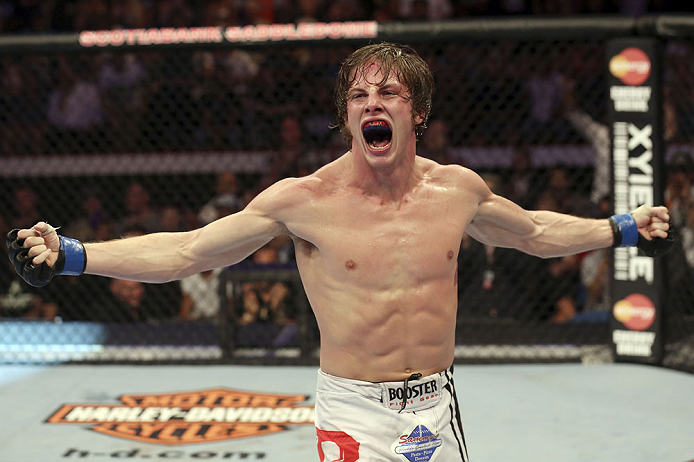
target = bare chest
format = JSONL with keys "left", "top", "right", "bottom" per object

{"left": 292, "top": 191, "right": 471, "bottom": 284}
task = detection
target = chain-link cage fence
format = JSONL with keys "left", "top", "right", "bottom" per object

{"left": 661, "top": 38, "right": 694, "bottom": 373}
{"left": 0, "top": 19, "right": 692, "bottom": 371}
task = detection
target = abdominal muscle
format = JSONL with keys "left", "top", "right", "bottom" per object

{"left": 305, "top": 273, "right": 458, "bottom": 382}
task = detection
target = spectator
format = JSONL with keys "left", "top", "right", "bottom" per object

{"left": 561, "top": 76, "right": 613, "bottom": 205}
{"left": 460, "top": 43, "right": 526, "bottom": 145}
{"left": 9, "top": 186, "right": 42, "bottom": 230}
{"left": 665, "top": 152, "right": 694, "bottom": 280}
{"left": 521, "top": 51, "right": 571, "bottom": 143}
{"left": 247, "top": 58, "right": 302, "bottom": 149}
{"left": 97, "top": 278, "right": 150, "bottom": 322}
{"left": 0, "top": 214, "right": 56, "bottom": 320}
{"left": 502, "top": 148, "right": 543, "bottom": 210}
{"left": 189, "top": 50, "right": 248, "bottom": 150}
{"left": 46, "top": 57, "right": 104, "bottom": 153}
{"left": 119, "top": 225, "right": 182, "bottom": 320}
{"left": 154, "top": 0, "right": 194, "bottom": 28}
{"left": 456, "top": 173, "right": 528, "bottom": 321}
{"left": 201, "top": 0, "right": 239, "bottom": 26}
{"left": 240, "top": 0, "right": 275, "bottom": 25}
{"left": 0, "top": 57, "right": 47, "bottom": 155}
{"left": 403, "top": 0, "right": 429, "bottom": 20}
{"left": 543, "top": 166, "right": 595, "bottom": 218}
{"left": 71, "top": 0, "right": 110, "bottom": 30}
{"left": 267, "top": 115, "right": 307, "bottom": 180}
{"left": 371, "top": 0, "right": 404, "bottom": 22}
{"left": 665, "top": 152, "right": 694, "bottom": 231}
{"left": 49, "top": 271, "right": 112, "bottom": 322}
{"left": 578, "top": 196, "right": 612, "bottom": 316}
{"left": 198, "top": 172, "right": 243, "bottom": 226}
{"left": 110, "top": 0, "right": 151, "bottom": 29}
{"left": 63, "top": 188, "right": 112, "bottom": 243}
{"left": 300, "top": 75, "right": 336, "bottom": 147}
{"left": 0, "top": 257, "right": 57, "bottom": 320}
{"left": 235, "top": 240, "right": 298, "bottom": 347}
{"left": 493, "top": 0, "right": 534, "bottom": 15}
{"left": 324, "top": 0, "right": 367, "bottom": 21}
{"left": 419, "top": 118, "right": 453, "bottom": 165}
{"left": 12, "top": 0, "right": 56, "bottom": 32}
{"left": 117, "top": 182, "right": 161, "bottom": 235}
{"left": 289, "top": 0, "right": 327, "bottom": 23}
{"left": 180, "top": 268, "right": 229, "bottom": 322}
{"left": 160, "top": 206, "right": 186, "bottom": 233}
{"left": 140, "top": 53, "right": 196, "bottom": 151}
{"left": 521, "top": 191, "right": 582, "bottom": 322}
{"left": 400, "top": 0, "right": 453, "bottom": 20}
{"left": 262, "top": 114, "right": 329, "bottom": 189}
{"left": 99, "top": 53, "right": 148, "bottom": 152}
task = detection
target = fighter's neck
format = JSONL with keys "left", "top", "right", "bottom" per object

{"left": 345, "top": 150, "right": 423, "bottom": 203}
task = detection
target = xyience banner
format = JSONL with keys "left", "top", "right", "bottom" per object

{"left": 607, "top": 38, "right": 665, "bottom": 364}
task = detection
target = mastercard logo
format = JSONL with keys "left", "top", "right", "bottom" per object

{"left": 609, "top": 47, "right": 651, "bottom": 86}
{"left": 613, "top": 293, "right": 656, "bottom": 331}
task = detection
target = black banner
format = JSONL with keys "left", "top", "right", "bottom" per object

{"left": 607, "top": 38, "right": 665, "bottom": 363}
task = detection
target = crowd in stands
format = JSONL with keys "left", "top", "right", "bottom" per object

{"left": 3, "top": 136, "right": 694, "bottom": 337}
{"left": 1, "top": 0, "right": 693, "bottom": 35}
{"left": 1, "top": 1, "right": 694, "bottom": 348}
{"left": 0, "top": 173, "right": 303, "bottom": 347}
{"left": 2, "top": 1, "right": 694, "bottom": 158}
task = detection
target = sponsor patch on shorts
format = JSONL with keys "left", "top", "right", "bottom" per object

{"left": 392, "top": 423, "right": 442, "bottom": 462}
{"left": 381, "top": 376, "right": 441, "bottom": 412}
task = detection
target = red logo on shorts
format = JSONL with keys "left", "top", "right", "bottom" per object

{"left": 317, "top": 429, "right": 360, "bottom": 462}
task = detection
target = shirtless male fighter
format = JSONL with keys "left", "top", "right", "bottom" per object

{"left": 7, "top": 43, "right": 674, "bottom": 461}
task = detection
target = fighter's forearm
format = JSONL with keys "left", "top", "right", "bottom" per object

{"left": 83, "top": 231, "right": 202, "bottom": 283}
{"left": 521, "top": 210, "right": 613, "bottom": 258}
{"left": 83, "top": 213, "right": 279, "bottom": 283}
{"left": 468, "top": 195, "right": 615, "bottom": 258}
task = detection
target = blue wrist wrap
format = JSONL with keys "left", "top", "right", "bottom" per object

{"left": 59, "top": 236, "right": 86, "bottom": 276}
{"left": 611, "top": 213, "right": 638, "bottom": 247}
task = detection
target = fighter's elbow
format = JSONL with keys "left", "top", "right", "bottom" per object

{"left": 168, "top": 230, "right": 205, "bottom": 280}
{"left": 513, "top": 225, "right": 558, "bottom": 258}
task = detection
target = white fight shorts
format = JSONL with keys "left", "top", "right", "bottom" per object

{"left": 315, "top": 366, "right": 469, "bottom": 462}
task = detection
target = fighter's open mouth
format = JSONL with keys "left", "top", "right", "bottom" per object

{"left": 362, "top": 120, "right": 392, "bottom": 149}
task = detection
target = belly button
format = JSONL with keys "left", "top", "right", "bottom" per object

{"left": 345, "top": 260, "right": 357, "bottom": 270}
{"left": 405, "top": 368, "right": 411, "bottom": 374}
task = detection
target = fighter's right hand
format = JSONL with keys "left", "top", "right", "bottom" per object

{"left": 6, "top": 222, "right": 86, "bottom": 287}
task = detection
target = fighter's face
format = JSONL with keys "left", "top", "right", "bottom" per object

{"left": 345, "top": 62, "right": 423, "bottom": 168}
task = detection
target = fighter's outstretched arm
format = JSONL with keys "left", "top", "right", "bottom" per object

{"left": 464, "top": 173, "right": 671, "bottom": 258}
{"left": 8, "top": 179, "right": 297, "bottom": 286}
{"left": 83, "top": 207, "right": 284, "bottom": 282}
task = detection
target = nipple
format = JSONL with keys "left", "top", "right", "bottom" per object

{"left": 345, "top": 260, "right": 357, "bottom": 270}
{"left": 447, "top": 250, "right": 454, "bottom": 260}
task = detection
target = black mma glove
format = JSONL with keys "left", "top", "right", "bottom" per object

{"left": 636, "top": 222, "right": 676, "bottom": 257}
{"left": 609, "top": 213, "right": 675, "bottom": 258}
{"left": 6, "top": 228, "right": 86, "bottom": 288}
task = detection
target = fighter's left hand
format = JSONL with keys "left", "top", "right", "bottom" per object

{"left": 631, "top": 205, "right": 675, "bottom": 257}
{"left": 632, "top": 205, "right": 669, "bottom": 238}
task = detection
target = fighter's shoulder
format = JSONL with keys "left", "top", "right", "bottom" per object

{"left": 247, "top": 174, "right": 329, "bottom": 213}
{"left": 419, "top": 158, "right": 486, "bottom": 191}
